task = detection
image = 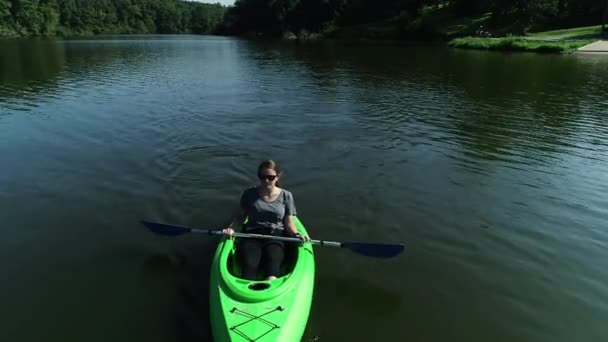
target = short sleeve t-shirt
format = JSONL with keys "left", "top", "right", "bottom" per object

{"left": 240, "top": 187, "right": 297, "bottom": 231}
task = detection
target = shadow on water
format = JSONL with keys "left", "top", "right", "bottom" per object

{"left": 301, "top": 271, "right": 403, "bottom": 342}
{"left": 142, "top": 241, "right": 216, "bottom": 342}
{"left": 320, "top": 274, "right": 403, "bottom": 316}
{"left": 173, "top": 243, "right": 215, "bottom": 342}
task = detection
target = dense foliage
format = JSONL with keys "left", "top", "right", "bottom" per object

{"left": 0, "top": 0, "right": 225, "bottom": 36}
{"left": 458, "top": 0, "right": 607, "bottom": 33}
{"left": 0, "top": 0, "right": 606, "bottom": 38}
{"left": 223, "top": 0, "right": 608, "bottom": 37}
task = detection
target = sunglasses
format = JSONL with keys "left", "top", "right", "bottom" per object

{"left": 258, "top": 174, "right": 278, "bottom": 181}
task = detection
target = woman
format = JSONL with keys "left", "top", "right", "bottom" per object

{"left": 222, "top": 160, "right": 310, "bottom": 281}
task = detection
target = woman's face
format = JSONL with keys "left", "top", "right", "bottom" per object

{"left": 258, "top": 168, "right": 279, "bottom": 187}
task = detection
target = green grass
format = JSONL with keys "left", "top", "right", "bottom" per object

{"left": 527, "top": 25, "right": 602, "bottom": 40}
{"left": 449, "top": 37, "right": 592, "bottom": 53}
{"left": 448, "top": 24, "right": 602, "bottom": 54}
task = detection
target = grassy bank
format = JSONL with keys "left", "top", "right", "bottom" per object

{"left": 527, "top": 25, "right": 603, "bottom": 40}
{"left": 448, "top": 37, "right": 592, "bottom": 53}
{"left": 328, "top": 2, "right": 603, "bottom": 54}
{"left": 448, "top": 25, "right": 601, "bottom": 54}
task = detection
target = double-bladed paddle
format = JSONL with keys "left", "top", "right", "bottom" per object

{"left": 141, "top": 221, "right": 404, "bottom": 259}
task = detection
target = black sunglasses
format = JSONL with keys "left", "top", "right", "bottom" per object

{"left": 258, "top": 174, "right": 278, "bottom": 181}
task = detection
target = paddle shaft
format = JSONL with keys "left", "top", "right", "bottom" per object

{"left": 142, "top": 221, "right": 404, "bottom": 258}
{"left": 191, "top": 228, "right": 341, "bottom": 247}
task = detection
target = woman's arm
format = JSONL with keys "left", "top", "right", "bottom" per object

{"left": 282, "top": 191, "right": 309, "bottom": 241}
{"left": 229, "top": 206, "right": 246, "bottom": 231}
{"left": 223, "top": 206, "right": 246, "bottom": 236}
{"left": 284, "top": 214, "right": 298, "bottom": 236}
{"left": 283, "top": 214, "right": 310, "bottom": 241}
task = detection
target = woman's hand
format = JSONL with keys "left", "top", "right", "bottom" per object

{"left": 222, "top": 228, "right": 235, "bottom": 236}
{"left": 293, "top": 232, "right": 311, "bottom": 242}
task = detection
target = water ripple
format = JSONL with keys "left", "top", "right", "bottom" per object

{"left": 2, "top": 37, "right": 608, "bottom": 342}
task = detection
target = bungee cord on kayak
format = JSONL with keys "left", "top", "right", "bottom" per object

{"left": 229, "top": 306, "right": 285, "bottom": 342}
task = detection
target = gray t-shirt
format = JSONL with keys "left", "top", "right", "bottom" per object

{"left": 240, "top": 187, "right": 297, "bottom": 232}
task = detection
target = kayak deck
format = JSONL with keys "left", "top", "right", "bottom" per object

{"left": 210, "top": 217, "right": 315, "bottom": 341}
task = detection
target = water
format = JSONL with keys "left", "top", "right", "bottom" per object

{"left": 1, "top": 36, "right": 608, "bottom": 342}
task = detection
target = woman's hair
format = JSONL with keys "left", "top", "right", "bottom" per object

{"left": 258, "top": 159, "right": 282, "bottom": 187}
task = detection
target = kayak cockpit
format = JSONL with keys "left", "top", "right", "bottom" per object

{"left": 226, "top": 241, "right": 301, "bottom": 281}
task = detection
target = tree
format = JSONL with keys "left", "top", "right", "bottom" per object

{"left": 0, "top": 0, "right": 13, "bottom": 34}
{"left": 0, "top": 0, "right": 10, "bottom": 18}
{"left": 602, "top": 0, "right": 608, "bottom": 37}
{"left": 490, "top": 0, "right": 560, "bottom": 33}
{"left": 38, "top": 1, "right": 59, "bottom": 35}
{"left": 154, "top": 0, "right": 178, "bottom": 33}
{"left": 451, "top": 0, "right": 489, "bottom": 16}
{"left": 12, "top": 0, "right": 45, "bottom": 35}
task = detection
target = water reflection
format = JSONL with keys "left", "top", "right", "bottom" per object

{"left": 240, "top": 41, "right": 607, "bottom": 171}
{"left": 0, "top": 38, "right": 65, "bottom": 84}
{"left": 0, "top": 39, "right": 65, "bottom": 111}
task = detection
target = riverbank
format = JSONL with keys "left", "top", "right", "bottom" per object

{"left": 448, "top": 37, "right": 592, "bottom": 54}
{"left": 323, "top": 5, "right": 604, "bottom": 54}
{"left": 448, "top": 25, "right": 602, "bottom": 54}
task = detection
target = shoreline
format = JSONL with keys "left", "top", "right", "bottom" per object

{"left": 448, "top": 37, "right": 592, "bottom": 54}
{"left": 447, "top": 25, "right": 603, "bottom": 54}
{"left": 2, "top": 29, "right": 602, "bottom": 56}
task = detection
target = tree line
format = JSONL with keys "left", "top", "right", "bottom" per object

{"left": 1, "top": 0, "right": 606, "bottom": 38}
{"left": 0, "top": 0, "right": 225, "bottom": 36}
{"left": 223, "top": 0, "right": 608, "bottom": 37}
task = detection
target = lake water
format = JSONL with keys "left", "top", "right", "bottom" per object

{"left": 1, "top": 35, "right": 607, "bottom": 342}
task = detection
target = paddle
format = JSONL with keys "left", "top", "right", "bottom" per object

{"left": 141, "top": 221, "right": 405, "bottom": 259}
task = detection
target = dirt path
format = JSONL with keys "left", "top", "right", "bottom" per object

{"left": 578, "top": 40, "right": 608, "bottom": 52}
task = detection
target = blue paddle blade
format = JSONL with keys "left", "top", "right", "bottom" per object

{"left": 141, "top": 221, "right": 191, "bottom": 236}
{"left": 342, "top": 242, "right": 405, "bottom": 258}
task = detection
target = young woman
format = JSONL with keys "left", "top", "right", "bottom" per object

{"left": 222, "top": 160, "right": 309, "bottom": 281}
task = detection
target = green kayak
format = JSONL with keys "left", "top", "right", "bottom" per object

{"left": 209, "top": 216, "right": 315, "bottom": 342}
